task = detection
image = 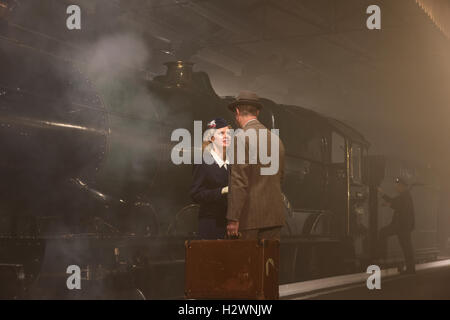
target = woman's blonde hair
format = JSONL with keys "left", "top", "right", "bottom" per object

{"left": 202, "top": 140, "right": 212, "bottom": 151}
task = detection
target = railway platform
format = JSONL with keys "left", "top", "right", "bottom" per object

{"left": 280, "top": 258, "right": 450, "bottom": 299}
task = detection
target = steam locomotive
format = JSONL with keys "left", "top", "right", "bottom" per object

{"left": 0, "top": 1, "right": 443, "bottom": 299}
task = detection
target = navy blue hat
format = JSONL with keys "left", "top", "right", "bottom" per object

{"left": 206, "top": 118, "right": 228, "bottom": 130}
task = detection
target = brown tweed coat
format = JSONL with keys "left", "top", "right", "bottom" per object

{"left": 226, "top": 119, "right": 285, "bottom": 230}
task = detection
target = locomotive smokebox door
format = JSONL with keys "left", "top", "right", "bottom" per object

{"left": 185, "top": 239, "right": 280, "bottom": 300}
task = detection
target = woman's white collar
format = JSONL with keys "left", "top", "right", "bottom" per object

{"left": 210, "top": 149, "right": 229, "bottom": 168}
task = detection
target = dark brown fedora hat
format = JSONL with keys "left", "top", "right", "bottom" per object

{"left": 227, "top": 90, "right": 263, "bottom": 111}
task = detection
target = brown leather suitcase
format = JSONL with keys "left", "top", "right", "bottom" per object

{"left": 185, "top": 239, "right": 280, "bottom": 300}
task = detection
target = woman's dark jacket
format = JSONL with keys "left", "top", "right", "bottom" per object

{"left": 190, "top": 152, "right": 229, "bottom": 222}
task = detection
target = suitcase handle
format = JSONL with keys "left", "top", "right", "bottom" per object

{"left": 225, "top": 232, "right": 242, "bottom": 240}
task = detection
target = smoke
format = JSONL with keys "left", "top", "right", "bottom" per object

{"left": 68, "top": 31, "right": 197, "bottom": 230}
{"left": 68, "top": 33, "right": 163, "bottom": 194}
{"left": 84, "top": 33, "right": 150, "bottom": 82}
{"left": 0, "top": 28, "right": 188, "bottom": 299}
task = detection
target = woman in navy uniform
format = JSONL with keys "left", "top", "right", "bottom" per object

{"left": 190, "top": 118, "right": 231, "bottom": 239}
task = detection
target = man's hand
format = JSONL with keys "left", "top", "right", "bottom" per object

{"left": 226, "top": 220, "right": 239, "bottom": 238}
{"left": 221, "top": 186, "right": 229, "bottom": 194}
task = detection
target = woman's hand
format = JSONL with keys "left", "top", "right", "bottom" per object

{"left": 221, "top": 186, "right": 229, "bottom": 194}
{"left": 226, "top": 220, "right": 239, "bottom": 237}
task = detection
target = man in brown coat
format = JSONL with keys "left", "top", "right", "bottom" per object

{"left": 226, "top": 91, "right": 285, "bottom": 240}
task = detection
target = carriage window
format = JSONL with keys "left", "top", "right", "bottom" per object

{"left": 331, "top": 132, "right": 345, "bottom": 164}
{"left": 351, "top": 143, "right": 362, "bottom": 183}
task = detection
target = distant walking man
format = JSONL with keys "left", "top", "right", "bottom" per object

{"left": 378, "top": 177, "right": 415, "bottom": 274}
{"left": 226, "top": 91, "right": 285, "bottom": 241}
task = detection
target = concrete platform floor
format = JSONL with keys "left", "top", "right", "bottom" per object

{"left": 282, "top": 259, "right": 450, "bottom": 300}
